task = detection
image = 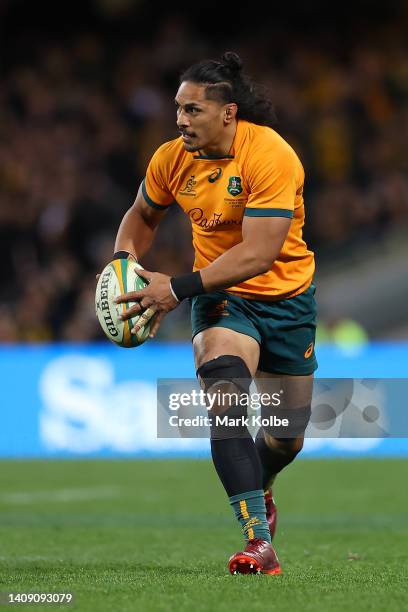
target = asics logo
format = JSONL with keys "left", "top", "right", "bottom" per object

{"left": 304, "top": 342, "right": 314, "bottom": 359}
{"left": 208, "top": 168, "right": 222, "bottom": 183}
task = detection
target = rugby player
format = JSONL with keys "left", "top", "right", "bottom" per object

{"left": 113, "top": 52, "right": 317, "bottom": 575}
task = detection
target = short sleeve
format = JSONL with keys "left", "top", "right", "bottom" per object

{"left": 244, "top": 144, "right": 300, "bottom": 219}
{"left": 143, "top": 146, "right": 175, "bottom": 210}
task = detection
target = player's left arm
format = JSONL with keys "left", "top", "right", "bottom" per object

{"left": 199, "top": 215, "right": 291, "bottom": 291}
{"left": 116, "top": 214, "right": 291, "bottom": 337}
{"left": 199, "top": 142, "right": 298, "bottom": 290}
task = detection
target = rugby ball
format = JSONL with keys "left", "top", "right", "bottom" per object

{"left": 95, "top": 258, "right": 151, "bottom": 347}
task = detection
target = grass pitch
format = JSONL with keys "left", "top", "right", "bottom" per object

{"left": 0, "top": 458, "right": 407, "bottom": 611}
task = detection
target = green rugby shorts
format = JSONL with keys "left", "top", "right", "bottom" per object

{"left": 191, "top": 284, "right": 318, "bottom": 375}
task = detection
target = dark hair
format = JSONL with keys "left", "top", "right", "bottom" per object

{"left": 180, "top": 51, "right": 276, "bottom": 127}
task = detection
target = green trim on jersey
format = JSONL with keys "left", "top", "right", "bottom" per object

{"left": 193, "top": 153, "right": 235, "bottom": 160}
{"left": 142, "top": 179, "right": 175, "bottom": 210}
{"left": 244, "top": 208, "right": 294, "bottom": 218}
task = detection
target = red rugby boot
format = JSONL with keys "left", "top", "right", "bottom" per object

{"left": 228, "top": 539, "right": 281, "bottom": 575}
{"left": 264, "top": 488, "right": 277, "bottom": 539}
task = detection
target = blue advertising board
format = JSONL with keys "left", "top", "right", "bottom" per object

{"left": 0, "top": 342, "right": 407, "bottom": 458}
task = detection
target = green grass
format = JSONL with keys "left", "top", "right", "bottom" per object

{"left": 0, "top": 459, "right": 407, "bottom": 611}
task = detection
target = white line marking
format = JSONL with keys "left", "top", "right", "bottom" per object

{"left": 0, "top": 486, "right": 121, "bottom": 504}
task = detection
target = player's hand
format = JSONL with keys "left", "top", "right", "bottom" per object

{"left": 114, "top": 268, "right": 179, "bottom": 337}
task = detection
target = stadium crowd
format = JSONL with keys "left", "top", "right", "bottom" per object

{"left": 1, "top": 13, "right": 407, "bottom": 341}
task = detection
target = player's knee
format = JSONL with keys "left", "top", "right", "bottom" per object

{"left": 259, "top": 397, "right": 310, "bottom": 457}
{"left": 197, "top": 355, "right": 252, "bottom": 399}
{"left": 261, "top": 403, "right": 311, "bottom": 439}
{"left": 204, "top": 381, "right": 241, "bottom": 417}
{"left": 196, "top": 355, "right": 252, "bottom": 439}
{"left": 264, "top": 433, "right": 305, "bottom": 457}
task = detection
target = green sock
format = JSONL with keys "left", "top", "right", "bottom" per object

{"left": 229, "top": 489, "right": 271, "bottom": 543}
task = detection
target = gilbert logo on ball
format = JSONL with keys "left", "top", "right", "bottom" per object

{"left": 95, "top": 259, "right": 150, "bottom": 347}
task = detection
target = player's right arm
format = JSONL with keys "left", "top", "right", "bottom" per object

{"left": 115, "top": 143, "right": 175, "bottom": 260}
{"left": 114, "top": 182, "right": 168, "bottom": 260}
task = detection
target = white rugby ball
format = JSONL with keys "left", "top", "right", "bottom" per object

{"left": 95, "top": 258, "right": 151, "bottom": 348}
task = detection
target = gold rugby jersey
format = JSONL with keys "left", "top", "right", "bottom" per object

{"left": 142, "top": 119, "right": 314, "bottom": 300}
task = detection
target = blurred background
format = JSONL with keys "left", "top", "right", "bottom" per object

{"left": 1, "top": 7, "right": 407, "bottom": 606}
{"left": 0, "top": 0, "right": 407, "bottom": 458}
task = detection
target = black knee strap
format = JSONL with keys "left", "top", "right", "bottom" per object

{"left": 197, "top": 355, "right": 252, "bottom": 440}
{"left": 196, "top": 355, "right": 252, "bottom": 394}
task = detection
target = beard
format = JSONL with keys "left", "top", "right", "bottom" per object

{"left": 182, "top": 141, "right": 201, "bottom": 152}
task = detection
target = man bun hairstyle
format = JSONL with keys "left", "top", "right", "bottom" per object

{"left": 180, "top": 51, "right": 276, "bottom": 127}
{"left": 222, "top": 51, "right": 243, "bottom": 74}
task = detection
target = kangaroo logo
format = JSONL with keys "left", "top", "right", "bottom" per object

{"left": 179, "top": 175, "right": 197, "bottom": 196}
